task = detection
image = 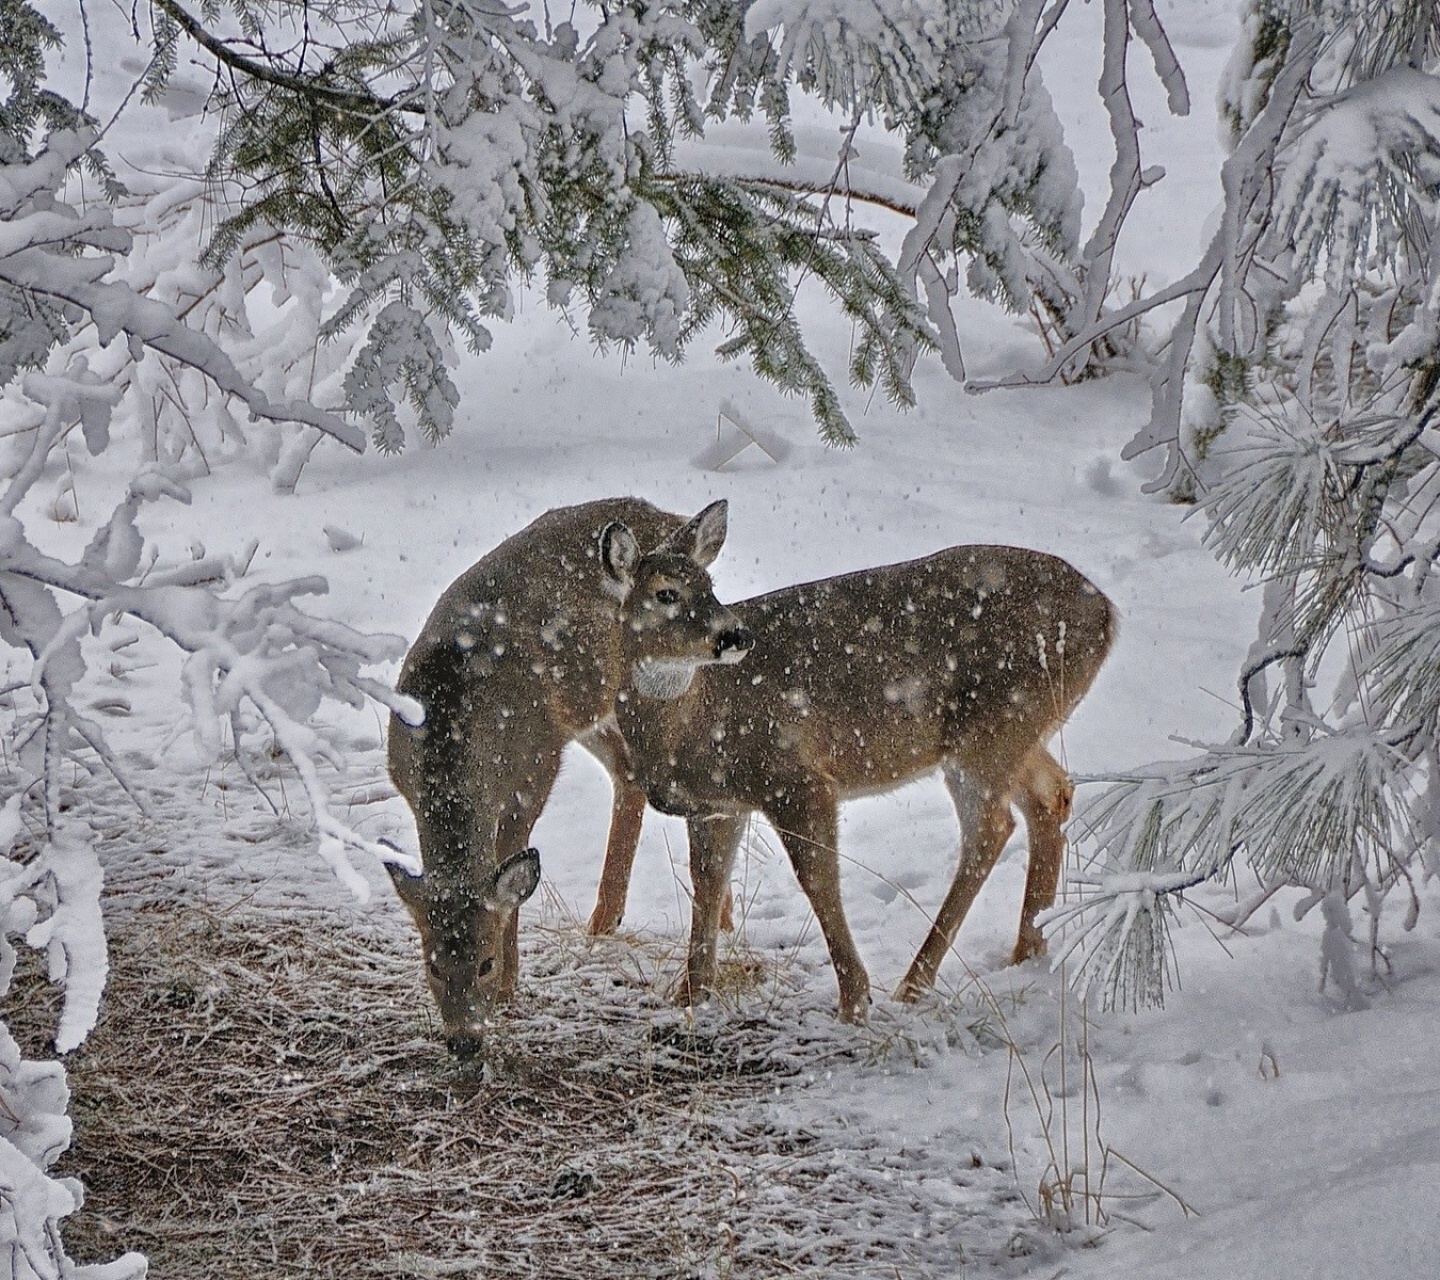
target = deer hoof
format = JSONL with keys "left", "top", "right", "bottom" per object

{"left": 894, "top": 971, "right": 932, "bottom": 1004}
{"left": 587, "top": 905, "right": 621, "bottom": 936}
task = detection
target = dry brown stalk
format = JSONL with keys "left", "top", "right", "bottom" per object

{"left": 5, "top": 773, "right": 1048, "bottom": 1278}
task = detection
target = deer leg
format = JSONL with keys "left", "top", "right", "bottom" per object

{"left": 588, "top": 777, "right": 648, "bottom": 935}
{"left": 675, "top": 812, "right": 744, "bottom": 1007}
{"left": 769, "top": 786, "right": 871, "bottom": 1022}
{"left": 492, "top": 747, "right": 564, "bottom": 998}
{"left": 897, "top": 765, "right": 1017, "bottom": 1002}
{"left": 581, "top": 722, "right": 646, "bottom": 935}
{"left": 583, "top": 722, "right": 733, "bottom": 935}
{"left": 1012, "top": 745, "right": 1074, "bottom": 964}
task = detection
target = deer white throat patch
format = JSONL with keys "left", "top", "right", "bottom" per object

{"left": 633, "top": 657, "right": 701, "bottom": 700}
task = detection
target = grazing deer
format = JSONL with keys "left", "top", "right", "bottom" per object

{"left": 387, "top": 498, "right": 691, "bottom": 1057}
{"left": 599, "top": 501, "right": 1116, "bottom": 1021}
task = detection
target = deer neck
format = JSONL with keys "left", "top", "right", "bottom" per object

{"left": 629, "top": 656, "right": 704, "bottom": 701}
{"left": 616, "top": 648, "right": 706, "bottom": 754}
{"left": 615, "top": 667, "right": 725, "bottom": 819}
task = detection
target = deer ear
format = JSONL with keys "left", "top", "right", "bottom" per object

{"left": 486, "top": 848, "right": 541, "bottom": 912}
{"left": 670, "top": 500, "right": 728, "bottom": 568}
{"left": 600, "top": 522, "right": 639, "bottom": 594}
{"left": 385, "top": 859, "right": 428, "bottom": 913}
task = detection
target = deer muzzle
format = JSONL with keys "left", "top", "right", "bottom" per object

{"left": 447, "top": 1031, "right": 485, "bottom": 1060}
{"left": 713, "top": 625, "right": 754, "bottom": 662}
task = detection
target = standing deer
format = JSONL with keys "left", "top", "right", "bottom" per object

{"left": 599, "top": 501, "right": 1116, "bottom": 1021}
{"left": 387, "top": 498, "right": 690, "bottom": 1057}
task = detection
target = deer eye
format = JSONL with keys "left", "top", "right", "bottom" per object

{"left": 476, "top": 957, "right": 494, "bottom": 978}
{"left": 655, "top": 588, "right": 680, "bottom": 605}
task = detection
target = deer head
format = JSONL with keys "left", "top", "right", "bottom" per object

{"left": 386, "top": 847, "right": 540, "bottom": 1059}
{"left": 599, "top": 500, "right": 753, "bottom": 697}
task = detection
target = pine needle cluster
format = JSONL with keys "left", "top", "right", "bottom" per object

{"left": 1067, "top": 0, "right": 1440, "bottom": 1009}
{"left": 141, "top": 0, "right": 1113, "bottom": 446}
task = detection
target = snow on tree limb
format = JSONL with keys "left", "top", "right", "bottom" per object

{"left": 3, "top": 539, "right": 409, "bottom": 902}
{"left": 0, "top": 1021, "right": 147, "bottom": 1279}
{"left": 3, "top": 132, "right": 363, "bottom": 452}
{"left": 21, "top": 827, "right": 108, "bottom": 1054}
{"left": 1066, "top": 4, "right": 1440, "bottom": 1007}
{"left": 1077, "top": 0, "right": 1149, "bottom": 342}
{"left": 1277, "top": 65, "right": 1440, "bottom": 291}
{"left": 1126, "top": 0, "right": 1190, "bottom": 116}
{"left": 744, "top": 0, "right": 950, "bottom": 114}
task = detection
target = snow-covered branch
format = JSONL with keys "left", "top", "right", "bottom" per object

{"left": 0, "top": 37, "right": 414, "bottom": 1272}
{"left": 0, "top": 1018, "right": 146, "bottom": 1280}
{"left": 1075, "top": 0, "right": 1182, "bottom": 346}
{"left": 1071, "top": 3, "right": 1440, "bottom": 1002}
{"left": 2, "top": 135, "right": 363, "bottom": 454}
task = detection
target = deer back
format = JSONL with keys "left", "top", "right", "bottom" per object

{"left": 389, "top": 497, "right": 684, "bottom": 845}
{"left": 618, "top": 545, "right": 1116, "bottom": 817}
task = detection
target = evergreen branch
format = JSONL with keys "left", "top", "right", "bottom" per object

{"left": 155, "top": 0, "right": 422, "bottom": 117}
{"left": 704, "top": 171, "right": 917, "bottom": 220}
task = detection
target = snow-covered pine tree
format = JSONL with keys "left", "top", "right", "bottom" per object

{"left": 1, "top": 9, "right": 421, "bottom": 1272}
{"left": 1050, "top": 1, "right": 1440, "bottom": 1011}
{"left": 147, "top": 0, "right": 920, "bottom": 446}
{"left": 150, "top": 0, "right": 1192, "bottom": 445}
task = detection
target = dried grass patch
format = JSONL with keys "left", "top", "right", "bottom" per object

{"left": 8, "top": 834, "right": 1049, "bottom": 1280}
{"left": 5, "top": 898, "right": 794, "bottom": 1278}
{"left": 10, "top": 888, "right": 828, "bottom": 1279}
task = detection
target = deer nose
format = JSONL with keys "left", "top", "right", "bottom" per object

{"left": 446, "top": 1032, "right": 484, "bottom": 1060}
{"left": 714, "top": 626, "right": 754, "bottom": 659}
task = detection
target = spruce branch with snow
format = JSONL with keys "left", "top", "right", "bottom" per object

{"left": 148, "top": 0, "right": 1196, "bottom": 444}
{"left": 148, "top": 0, "right": 933, "bottom": 445}
{"left": 0, "top": 14, "right": 416, "bottom": 1272}
{"left": 1059, "top": 2, "right": 1440, "bottom": 1012}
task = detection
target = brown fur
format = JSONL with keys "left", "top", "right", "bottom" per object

{"left": 603, "top": 503, "right": 1116, "bottom": 1021}
{"left": 387, "top": 498, "right": 685, "bottom": 1052}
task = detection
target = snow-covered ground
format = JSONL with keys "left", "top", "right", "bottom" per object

{"left": 33, "top": 0, "right": 1440, "bottom": 1275}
